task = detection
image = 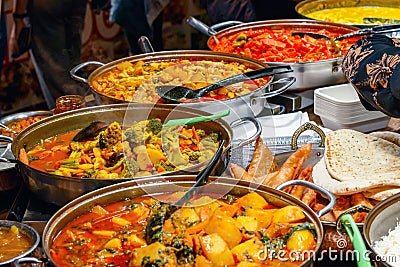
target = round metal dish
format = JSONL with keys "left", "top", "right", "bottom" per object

{"left": 0, "top": 220, "right": 40, "bottom": 266}
{"left": 363, "top": 192, "right": 400, "bottom": 267}
{"left": 1, "top": 103, "right": 260, "bottom": 206}
{"left": 70, "top": 50, "right": 295, "bottom": 120}
{"left": 189, "top": 18, "right": 359, "bottom": 91}
{"left": 296, "top": 0, "right": 400, "bottom": 28}
{"left": 39, "top": 176, "right": 328, "bottom": 267}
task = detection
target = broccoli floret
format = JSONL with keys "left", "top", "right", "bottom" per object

{"left": 146, "top": 118, "right": 162, "bottom": 135}
{"left": 182, "top": 148, "right": 201, "bottom": 161}
{"left": 207, "top": 132, "right": 219, "bottom": 143}
{"left": 121, "top": 157, "right": 139, "bottom": 177}
{"left": 154, "top": 161, "right": 175, "bottom": 172}
{"left": 195, "top": 129, "right": 206, "bottom": 139}
{"left": 83, "top": 169, "right": 98, "bottom": 178}
{"left": 98, "top": 122, "right": 123, "bottom": 149}
{"left": 124, "top": 121, "right": 146, "bottom": 145}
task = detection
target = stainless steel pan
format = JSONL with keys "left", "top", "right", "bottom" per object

{"left": 20, "top": 176, "right": 335, "bottom": 267}
{"left": 188, "top": 17, "right": 360, "bottom": 91}
{"left": 0, "top": 104, "right": 261, "bottom": 206}
{"left": 70, "top": 50, "right": 295, "bottom": 121}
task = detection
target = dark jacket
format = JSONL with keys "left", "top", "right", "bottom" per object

{"left": 342, "top": 34, "right": 400, "bottom": 118}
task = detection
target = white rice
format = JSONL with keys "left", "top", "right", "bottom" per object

{"left": 373, "top": 222, "right": 400, "bottom": 266}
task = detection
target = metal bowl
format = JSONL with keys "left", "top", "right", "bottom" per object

{"left": 188, "top": 18, "right": 360, "bottom": 91}
{"left": 296, "top": 0, "right": 400, "bottom": 28}
{"left": 71, "top": 50, "right": 295, "bottom": 120}
{"left": 3, "top": 103, "right": 260, "bottom": 206}
{"left": 0, "top": 111, "right": 52, "bottom": 191}
{"left": 363, "top": 192, "right": 400, "bottom": 267}
{"left": 39, "top": 176, "right": 328, "bottom": 267}
{"left": 0, "top": 220, "right": 40, "bottom": 266}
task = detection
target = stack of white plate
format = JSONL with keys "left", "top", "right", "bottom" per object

{"left": 314, "top": 83, "right": 390, "bottom": 132}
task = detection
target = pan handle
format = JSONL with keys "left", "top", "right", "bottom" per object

{"left": 229, "top": 116, "right": 261, "bottom": 149}
{"left": 209, "top": 20, "right": 244, "bottom": 35}
{"left": 276, "top": 180, "right": 336, "bottom": 218}
{"left": 0, "top": 135, "right": 13, "bottom": 143}
{"left": 257, "top": 77, "right": 296, "bottom": 99}
{"left": 13, "top": 257, "right": 46, "bottom": 266}
{"left": 187, "top": 16, "right": 243, "bottom": 36}
{"left": 138, "top": 36, "right": 155, "bottom": 54}
{"left": 70, "top": 61, "right": 105, "bottom": 84}
{"left": 291, "top": 122, "right": 326, "bottom": 150}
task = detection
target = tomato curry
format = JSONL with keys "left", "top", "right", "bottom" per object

{"left": 209, "top": 28, "right": 360, "bottom": 63}
{"left": 50, "top": 191, "right": 317, "bottom": 266}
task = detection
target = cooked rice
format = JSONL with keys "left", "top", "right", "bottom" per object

{"left": 373, "top": 222, "right": 400, "bottom": 266}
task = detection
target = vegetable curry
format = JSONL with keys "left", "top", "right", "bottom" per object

{"left": 50, "top": 191, "right": 317, "bottom": 266}
{"left": 91, "top": 60, "right": 270, "bottom": 103}
{"left": 209, "top": 28, "right": 360, "bottom": 63}
{"left": 21, "top": 120, "right": 220, "bottom": 179}
{"left": 0, "top": 226, "right": 33, "bottom": 262}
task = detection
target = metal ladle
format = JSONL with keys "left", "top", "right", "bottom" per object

{"left": 292, "top": 24, "right": 400, "bottom": 53}
{"left": 155, "top": 65, "right": 293, "bottom": 103}
{"left": 145, "top": 138, "right": 225, "bottom": 244}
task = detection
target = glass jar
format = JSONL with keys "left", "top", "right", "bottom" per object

{"left": 53, "top": 95, "right": 86, "bottom": 114}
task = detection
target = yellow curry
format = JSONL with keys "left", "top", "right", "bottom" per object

{"left": 91, "top": 60, "right": 269, "bottom": 103}
{"left": 305, "top": 6, "right": 400, "bottom": 24}
{"left": 50, "top": 191, "right": 317, "bottom": 266}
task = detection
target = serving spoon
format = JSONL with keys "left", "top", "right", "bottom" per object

{"left": 292, "top": 24, "right": 400, "bottom": 53}
{"left": 146, "top": 138, "right": 225, "bottom": 244}
{"left": 292, "top": 24, "right": 400, "bottom": 41}
{"left": 363, "top": 17, "right": 400, "bottom": 24}
{"left": 155, "top": 65, "right": 293, "bottom": 103}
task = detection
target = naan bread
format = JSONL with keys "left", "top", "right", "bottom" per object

{"left": 369, "top": 131, "right": 400, "bottom": 147}
{"left": 324, "top": 129, "right": 400, "bottom": 181}
{"left": 362, "top": 187, "right": 400, "bottom": 201}
{"left": 312, "top": 158, "right": 400, "bottom": 195}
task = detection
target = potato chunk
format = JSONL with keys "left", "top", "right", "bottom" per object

{"left": 244, "top": 208, "right": 275, "bottom": 229}
{"left": 130, "top": 242, "right": 176, "bottom": 267}
{"left": 236, "top": 192, "right": 268, "bottom": 209}
{"left": 286, "top": 229, "right": 316, "bottom": 251}
{"left": 231, "top": 237, "right": 264, "bottom": 262}
{"left": 204, "top": 210, "right": 242, "bottom": 248}
{"left": 199, "top": 233, "right": 235, "bottom": 266}
{"left": 272, "top": 206, "right": 305, "bottom": 223}
{"left": 236, "top": 216, "right": 258, "bottom": 232}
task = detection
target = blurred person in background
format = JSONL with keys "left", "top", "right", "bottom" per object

{"left": 109, "top": 0, "right": 167, "bottom": 55}
{"left": 9, "top": 0, "right": 88, "bottom": 110}
{"left": 0, "top": 0, "right": 6, "bottom": 78}
{"left": 252, "top": 0, "right": 303, "bottom": 20}
{"left": 205, "top": 0, "right": 256, "bottom": 25}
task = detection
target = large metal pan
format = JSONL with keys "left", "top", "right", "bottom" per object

{"left": 70, "top": 50, "right": 295, "bottom": 121}
{"left": 0, "top": 104, "right": 261, "bottom": 206}
{"left": 296, "top": 0, "right": 400, "bottom": 29}
{"left": 363, "top": 192, "right": 400, "bottom": 267}
{"left": 188, "top": 17, "right": 360, "bottom": 90}
{"left": 18, "top": 176, "right": 335, "bottom": 266}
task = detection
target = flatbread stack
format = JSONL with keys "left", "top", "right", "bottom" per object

{"left": 312, "top": 129, "right": 400, "bottom": 200}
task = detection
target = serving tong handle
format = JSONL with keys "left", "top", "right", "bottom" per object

{"left": 338, "top": 213, "right": 372, "bottom": 267}
{"left": 336, "top": 24, "right": 400, "bottom": 40}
